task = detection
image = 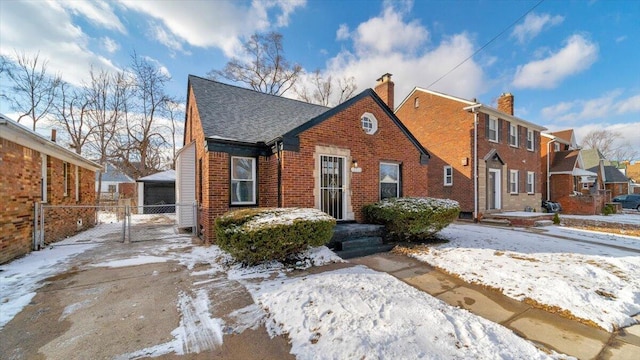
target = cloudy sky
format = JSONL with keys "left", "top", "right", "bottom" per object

{"left": 1, "top": 0, "right": 638, "bottom": 152}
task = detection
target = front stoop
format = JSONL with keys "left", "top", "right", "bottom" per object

{"left": 330, "top": 224, "right": 393, "bottom": 259}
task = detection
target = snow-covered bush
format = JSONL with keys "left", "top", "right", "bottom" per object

{"left": 214, "top": 207, "right": 336, "bottom": 265}
{"left": 363, "top": 197, "right": 460, "bottom": 241}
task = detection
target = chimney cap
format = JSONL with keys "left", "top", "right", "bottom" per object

{"left": 376, "top": 73, "right": 393, "bottom": 83}
{"left": 500, "top": 92, "right": 513, "bottom": 97}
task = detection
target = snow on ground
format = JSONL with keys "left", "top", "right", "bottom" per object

{"left": 0, "top": 226, "right": 106, "bottom": 328}
{"left": 561, "top": 212, "right": 640, "bottom": 225}
{"left": 409, "top": 223, "right": 640, "bottom": 331}
{"left": 240, "top": 265, "right": 560, "bottom": 360}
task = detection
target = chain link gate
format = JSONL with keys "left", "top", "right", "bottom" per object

{"left": 34, "top": 202, "right": 197, "bottom": 249}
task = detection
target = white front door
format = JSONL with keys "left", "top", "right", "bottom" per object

{"left": 488, "top": 169, "right": 501, "bottom": 210}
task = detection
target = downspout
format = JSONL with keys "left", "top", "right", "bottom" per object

{"left": 473, "top": 111, "right": 478, "bottom": 222}
{"left": 276, "top": 141, "right": 283, "bottom": 207}
{"left": 546, "top": 139, "right": 556, "bottom": 201}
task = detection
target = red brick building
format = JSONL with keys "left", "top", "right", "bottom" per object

{"left": 178, "top": 75, "right": 430, "bottom": 242}
{"left": 395, "top": 87, "right": 546, "bottom": 220}
{"left": 0, "top": 115, "right": 101, "bottom": 264}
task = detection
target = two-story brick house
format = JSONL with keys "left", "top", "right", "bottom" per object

{"left": 1, "top": 115, "right": 101, "bottom": 264}
{"left": 178, "top": 75, "right": 430, "bottom": 242}
{"left": 395, "top": 86, "right": 546, "bottom": 220}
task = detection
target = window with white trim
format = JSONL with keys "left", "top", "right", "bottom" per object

{"left": 526, "top": 171, "right": 535, "bottom": 194}
{"left": 380, "top": 162, "right": 400, "bottom": 199}
{"left": 444, "top": 165, "right": 453, "bottom": 186}
{"left": 509, "top": 123, "right": 518, "bottom": 147}
{"left": 361, "top": 112, "right": 378, "bottom": 135}
{"left": 414, "top": 97, "right": 419, "bottom": 108}
{"left": 41, "top": 154, "right": 48, "bottom": 203}
{"left": 231, "top": 156, "right": 256, "bottom": 205}
{"left": 526, "top": 129, "right": 534, "bottom": 151}
{"left": 509, "top": 170, "right": 519, "bottom": 194}
{"left": 554, "top": 143, "right": 560, "bottom": 152}
{"left": 488, "top": 116, "right": 498, "bottom": 142}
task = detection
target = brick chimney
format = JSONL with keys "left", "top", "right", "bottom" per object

{"left": 497, "top": 92, "right": 514, "bottom": 115}
{"left": 374, "top": 73, "right": 394, "bottom": 110}
{"left": 51, "top": 129, "right": 57, "bottom": 142}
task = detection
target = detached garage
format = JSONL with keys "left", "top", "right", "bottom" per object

{"left": 137, "top": 170, "right": 176, "bottom": 214}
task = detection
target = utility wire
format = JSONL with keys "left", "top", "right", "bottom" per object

{"left": 427, "top": 0, "right": 546, "bottom": 89}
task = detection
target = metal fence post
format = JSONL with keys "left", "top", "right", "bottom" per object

{"left": 33, "top": 202, "right": 39, "bottom": 250}
{"left": 40, "top": 204, "right": 45, "bottom": 249}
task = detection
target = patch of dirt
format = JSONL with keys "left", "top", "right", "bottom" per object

{"left": 522, "top": 297, "right": 604, "bottom": 330}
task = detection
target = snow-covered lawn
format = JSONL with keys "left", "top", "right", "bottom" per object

{"left": 1, "top": 222, "right": 570, "bottom": 359}
{"left": 407, "top": 223, "right": 640, "bottom": 331}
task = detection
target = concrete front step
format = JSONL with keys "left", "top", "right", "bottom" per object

{"left": 331, "top": 223, "right": 385, "bottom": 244}
{"left": 334, "top": 243, "right": 396, "bottom": 259}
{"left": 534, "top": 220, "right": 554, "bottom": 227}
{"left": 340, "top": 236, "right": 383, "bottom": 251}
{"left": 480, "top": 218, "right": 511, "bottom": 226}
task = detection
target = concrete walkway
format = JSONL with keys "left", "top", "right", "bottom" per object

{"left": 350, "top": 253, "right": 640, "bottom": 360}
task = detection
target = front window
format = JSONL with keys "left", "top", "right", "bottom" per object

{"left": 510, "top": 170, "right": 519, "bottom": 194}
{"left": 231, "top": 156, "right": 256, "bottom": 205}
{"left": 488, "top": 116, "right": 498, "bottom": 142}
{"left": 526, "top": 129, "right": 534, "bottom": 151}
{"left": 527, "top": 172, "right": 535, "bottom": 194}
{"left": 444, "top": 165, "right": 453, "bottom": 186}
{"left": 380, "top": 162, "right": 400, "bottom": 199}
{"left": 509, "top": 123, "right": 518, "bottom": 147}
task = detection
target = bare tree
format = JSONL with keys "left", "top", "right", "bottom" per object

{"left": 54, "top": 81, "right": 93, "bottom": 154}
{"left": 4, "top": 51, "right": 61, "bottom": 130}
{"left": 163, "top": 98, "right": 184, "bottom": 169}
{"left": 209, "top": 32, "right": 302, "bottom": 96}
{"left": 116, "top": 52, "right": 171, "bottom": 178}
{"left": 295, "top": 69, "right": 357, "bottom": 106}
{"left": 581, "top": 129, "right": 639, "bottom": 162}
{"left": 84, "top": 69, "right": 130, "bottom": 202}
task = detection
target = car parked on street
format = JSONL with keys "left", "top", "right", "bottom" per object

{"left": 612, "top": 194, "right": 640, "bottom": 211}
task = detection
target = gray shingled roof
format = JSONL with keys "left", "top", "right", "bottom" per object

{"left": 589, "top": 165, "right": 629, "bottom": 183}
{"left": 97, "top": 163, "right": 134, "bottom": 182}
{"left": 138, "top": 169, "right": 176, "bottom": 182}
{"left": 189, "top": 75, "right": 330, "bottom": 144}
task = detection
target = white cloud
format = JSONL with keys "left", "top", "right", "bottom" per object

{"left": 541, "top": 91, "right": 640, "bottom": 123}
{"left": 0, "top": 1, "right": 120, "bottom": 87}
{"left": 615, "top": 35, "right": 627, "bottom": 43}
{"left": 336, "top": 24, "right": 350, "bottom": 41}
{"left": 511, "top": 12, "right": 564, "bottom": 44}
{"left": 117, "top": 0, "right": 306, "bottom": 57}
{"left": 149, "top": 22, "right": 191, "bottom": 57}
{"left": 513, "top": 34, "right": 598, "bottom": 89}
{"left": 545, "top": 121, "right": 640, "bottom": 155}
{"left": 352, "top": 6, "right": 428, "bottom": 56}
{"left": 101, "top": 37, "right": 120, "bottom": 53}
{"left": 57, "top": 0, "right": 126, "bottom": 33}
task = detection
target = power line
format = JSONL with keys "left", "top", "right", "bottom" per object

{"left": 426, "top": 0, "right": 546, "bottom": 89}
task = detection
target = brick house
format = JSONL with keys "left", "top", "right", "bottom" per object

{"left": 178, "top": 75, "right": 430, "bottom": 242}
{"left": 395, "top": 87, "right": 546, "bottom": 220}
{"left": 0, "top": 115, "right": 101, "bottom": 264}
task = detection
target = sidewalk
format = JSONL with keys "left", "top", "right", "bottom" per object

{"left": 350, "top": 252, "right": 640, "bottom": 360}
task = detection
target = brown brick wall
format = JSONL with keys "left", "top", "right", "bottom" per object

{"left": 192, "top": 93, "right": 429, "bottom": 243}
{"left": 395, "top": 92, "right": 475, "bottom": 212}
{"left": 0, "top": 138, "right": 96, "bottom": 264}
{"left": 396, "top": 91, "right": 542, "bottom": 216}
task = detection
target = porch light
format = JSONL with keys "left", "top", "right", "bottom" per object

{"left": 352, "top": 159, "right": 358, "bottom": 168}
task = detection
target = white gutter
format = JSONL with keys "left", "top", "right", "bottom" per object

{"left": 464, "top": 104, "right": 482, "bottom": 221}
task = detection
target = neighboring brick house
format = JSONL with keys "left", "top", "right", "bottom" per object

{"left": 0, "top": 115, "right": 101, "bottom": 264}
{"left": 179, "top": 75, "right": 430, "bottom": 242}
{"left": 395, "top": 87, "right": 546, "bottom": 220}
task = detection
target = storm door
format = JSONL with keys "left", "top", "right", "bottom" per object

{"left": 488, "top": 168, "right": 501, "bottom": 210}
{"left": 320, "top": 155, "right": 345, "bottom": 220}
